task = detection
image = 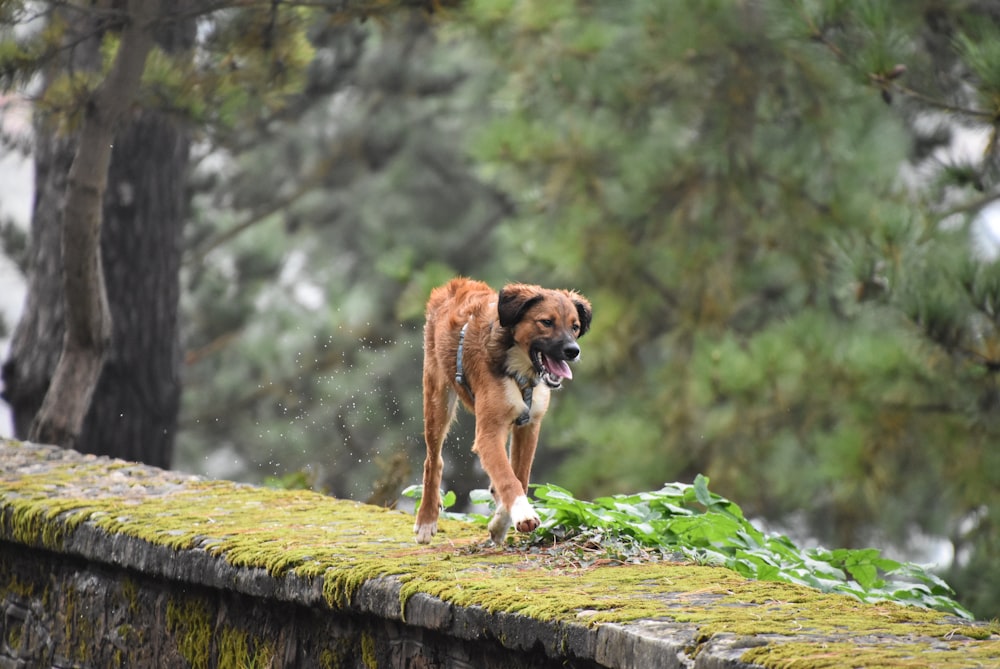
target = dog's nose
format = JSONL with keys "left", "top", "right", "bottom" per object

{"left": 564, "top": 341, "right": 580, "bottom": 360}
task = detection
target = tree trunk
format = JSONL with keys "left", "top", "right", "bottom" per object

{"left": 27, "top": 0, "right": 156, "bottom": 449}
{"left": 77, "top": 110, "right": 189, "bottom": 467}
{"left": 1, "top": 1, "right": 191, "bottom": 467}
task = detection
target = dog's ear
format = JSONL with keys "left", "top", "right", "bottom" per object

{"left": 498, "top": 284, "right": 543, "bottom": 328}
{"left": 568, "top": 292, "right": 592, "bottom": 338}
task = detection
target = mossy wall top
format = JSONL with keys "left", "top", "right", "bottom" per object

{"left": 0, "top": 438, "right": 996, "bottom": 669}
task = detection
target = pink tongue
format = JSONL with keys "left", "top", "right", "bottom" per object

{"left": 543, "top": 355, "right": 573, "bottom": 380}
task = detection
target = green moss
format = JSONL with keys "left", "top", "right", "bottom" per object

{"left": 217, "top": 627, "right": 275, "bottom": 669}
{"left": 59, "top": 584, "right": 95, "bottom": 663}
{"left": 115, "top": 624, "right": 140, "bottom": 664}
{"left": 6, "top": 622, "right": 21, "bottom": 651}
{"left": 121, "top": 577, "right": 140, "bottom": 617}
{"left": 360, "top": 630, "right": 377, "bottom": 668}
{"left": 4, "top": 573, "right": 35, "bottom": 599}
{"left": 217, "top": 627, "right": 250, "bottom": 668}
{"left": 116, "top": 624, "right": 138, "bottom": 644}
{"left": 742, "top": 639, "right": 1000, "bottom": 668}
{"left": 253, "top": 642, "right": 276, "bottom": 668}
{"left": 0, "top": 439, "right": 996, "bottom": 669}
{"left": 166, "top": 597, "right": 214, "bottom": 669}
{"left": 318, "top": 647, "right": 339, "bottom": 669}
{"left": 318, "top": 638, "right": 354, "bottom": 669}
{"left": 4, "top": 496, "right": 93, "bottom": 548}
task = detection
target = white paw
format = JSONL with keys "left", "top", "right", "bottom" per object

{"left": 510, "top": 495, "right": 540, "bottom": 533}
{"left": 414, "top": 521, "right": 437, "bottom": 544}
{"left": 488, "top": 505, "right": 511, "bottom": 545}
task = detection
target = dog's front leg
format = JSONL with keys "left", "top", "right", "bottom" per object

{"left": 489, "top": 483, "right": 540, "bottom": 542}
{"left": 474, "top": 416, "right": 540, "bottom": 544}
{"left": 507, "top": 433, "right": 542, "bottom": 536}
{"left": 511, "top": 420, "right": 541, "bottom": 499}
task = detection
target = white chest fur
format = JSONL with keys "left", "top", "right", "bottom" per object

{"left": 503, "top": 376, "right": 550, "bottom": 423}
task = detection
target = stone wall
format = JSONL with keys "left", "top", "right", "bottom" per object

{"left": 0, "top": 540, "right": 606, "bottom": 668}
{"left": 0, "top": 439, "right": 996, "bottom": 668}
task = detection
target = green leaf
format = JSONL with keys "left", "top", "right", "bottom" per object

{"left": 469, "top": 488, "right": 494, "bottom": 506}
{"left": 693, "top": 474, "right": 713, "bottom": 508}
{"left": 847, "top": 563, "right": 881, "bottom": 590}
{"left": 400, "top": 484, "right": 422, "bottom": 500}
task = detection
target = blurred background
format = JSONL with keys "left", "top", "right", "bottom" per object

{"left": 1, "top": 1, "right": 999, "bottom": 619}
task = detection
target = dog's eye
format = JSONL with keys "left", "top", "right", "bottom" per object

{"left": 571, "top": 323, "right": 580, "bottom": 333}
{"left": 539, "top": 318, "right": 554, "bottom": 327}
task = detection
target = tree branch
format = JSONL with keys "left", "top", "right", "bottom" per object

{"left": 795, "top": 2, "right": 992, "bottom": 122}
{"left": 29, "top": 0, "right": 156, "bottom": 448}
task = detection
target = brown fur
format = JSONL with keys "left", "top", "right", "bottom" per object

{"left": 414, "top": 278, "right": 592, "bottom": 544}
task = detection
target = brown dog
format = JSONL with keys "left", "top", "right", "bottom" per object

{"left": 414, "top": 278, "right": 592, "bottom": 544}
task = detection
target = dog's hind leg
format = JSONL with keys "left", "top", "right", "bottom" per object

{"left": 415, "top": 381, "right": 457, "bottom": 544}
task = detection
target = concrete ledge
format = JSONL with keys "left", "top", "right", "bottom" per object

{"left": 0, "top": 438, "right": 996, "bottom": 668}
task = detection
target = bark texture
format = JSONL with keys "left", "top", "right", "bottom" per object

{"left": 78, "top": 109, "right": 189, "bottom": 466}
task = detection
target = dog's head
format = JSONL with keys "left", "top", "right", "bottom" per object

{"left": 498, "top": 283, "right": 592, "bottom": 389}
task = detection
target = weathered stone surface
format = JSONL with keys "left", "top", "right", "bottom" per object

{"left": 0, "top": 540, "right": 593, "bottom": 668}
{"left": 0, "top": 438, "right": 997, "bottom": 668}
{"left": 595, "top": 622, "right": 694, "bottom": 669}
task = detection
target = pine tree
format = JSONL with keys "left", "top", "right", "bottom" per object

{"left": 463, "top": 0, "right": 1000, "bottom": 618}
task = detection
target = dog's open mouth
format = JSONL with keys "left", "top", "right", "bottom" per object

{"left": 532, "top": 348, "right": 573, "bottom": 389}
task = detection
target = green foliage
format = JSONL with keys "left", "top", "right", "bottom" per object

{"left": 462, "top": 0, "right": 1000, "bottom": 620}
{"left": 954, "top": 25, "right": 1000, "bottom": 113}
{"left": 264, "top": 469, "right": 320, "bottom": 491}
{"left": 0, "top": 8, "right": 66, "bottom": 90}
{"left": 401, "top": 484, "right": 471, "bottom": 523}
{"left": 528, "top": 478, "right": 970, "bottom": 619}
{"left": 185, "top": 7, "right": 317, "bottom": 130}
{"left": 406, "top": 478, "right": 971, "bottom": 618}
{"left": 3, "top": 3, "right": 318, "bottom": 136}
